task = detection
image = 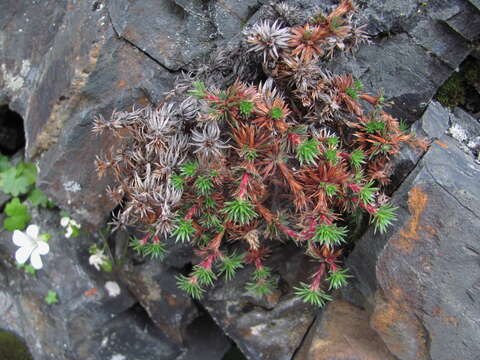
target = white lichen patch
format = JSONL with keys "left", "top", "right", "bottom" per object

{"left": 101, "top": 336, "right": 109, "bottom": 348}
{"left": 448, "top": 123, "right": 468, "bottom": 143}
{"left": 1, "top": 64, "right": 24, "bottom": 92}
{"left": 63, "top": 180, "right": 82, "bottom": 193}
{"left": 110, "top": 355, "right": 126, "bottom": 360}
{"left": 467, "top": 136, "right": 480, "bottom": 150}
{"left": 250, "top": 323, "right": 267, "bottom": 336}
{"left": 20, "top": 59, "right": 31, "bottom": 77}
{"left": 0, "top": 59, "right": 30, "bottom": 92}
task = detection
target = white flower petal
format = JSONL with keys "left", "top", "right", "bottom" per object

{"left": 71, "top": 220, "right": 81, "bottom": 228}
{"left": 105, "top": 281, "right": 121, "bottom": 297}
{"left": 13, "top": 230, "right": 31, "bottom": 247}
{"left": 15, "top": 246, "right": 34, "bottom": 264}
{"left": 26, "top": 224, "right": 40, "bottom": 239}
{"left": 65, "top": 227, "right": 73, "bottom": 238}
{"left": 36, "top": 241, "right": 50, "bottom": 255}
{"left": 60, "top": 217, "right": 70, "bottom": 228}
{"left": 30, "top": 250, "right": 43, "bottom": 269}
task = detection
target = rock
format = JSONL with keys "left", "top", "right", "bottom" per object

{"left": 77, "top": 304, "right": 181, "bottom": 360}
{"left": 120, "top": 259, "right": 199, "bottom": 345}
{"left": 294, "top": 299, "right": 395, "bottom": 360}
{"left": 0, "top": 0, "right": 478, "bottom": 228}
{"left": 0, "top": 207, "right": 141, "bottom": 360}
{"left": 330, "top": 0, "right": 480, "bottom": 123}
{"left": 386, "top": 100, "right": 450, "bottom": 194}
{"left": 210, "top": 0, "right": 262, "bottom": 40}
{"left": 117, "top": 230, "right": 230, "bottom": 358}
{"left": 0, "top": 206, "right": 231, "bottom": 360}
{"left": 108, "top": 0, "right": 217, "bottom": 71}
{"left": 201, "top": 244, "right": 318, "bottom": 360}
{"left": 345, "top": 133, "right": 480, "bottom": 360}
{"left": 451, "top": 107, "right": 480, "bottom": 138}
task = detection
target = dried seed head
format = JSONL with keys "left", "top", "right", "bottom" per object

{"left": 245, "top": 20, "right": 291, "bottom": 63}
{"left": 190, "top": 123, "right": 229, "bottom": 160}
{"left": 244, "top": 228, "right": 260, "bottom": 250}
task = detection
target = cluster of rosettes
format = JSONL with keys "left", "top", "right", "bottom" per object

{"left": 93, "top": 1, "right": 419, "bottom": 306}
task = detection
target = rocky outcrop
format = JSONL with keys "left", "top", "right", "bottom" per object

{"left": 294, "top": 299, "right": 396, "bottom": 360}
{"left": 345, "top": 111, "right": 480, "bottom": 360}
{"left": 201, "top": 244, "right": 318, "bottom": 360}
{"left": 1, "top": 0, "right": 480, "bottom": 359}
{"left": 0, "top": 206, "right": 230, "bottom": 360}
{"left": 0, "top": 0, "right": 478, "bottom": 227}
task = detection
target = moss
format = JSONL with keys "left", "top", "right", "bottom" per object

{"left": 0, "top": 330, "right": 33, "bottom": 360}
{"left": 464, "top": 58, "right": 480, "bottom": 86}
{"left": 435, "top": 57, "right": 480, "bottom": 109}
{"left": 436, "top": 72, "right": 466, "bottom": 108}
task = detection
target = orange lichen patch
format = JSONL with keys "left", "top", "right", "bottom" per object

{"left": 432, "top": 307, "right": 459, "bottom": 327}
{"left": 434, "top": 140, "right": 448, "bottom": 149}
{"left": 117, "top": 79, "right": 127, "bottom": 88}
{"left": 390, "top": 286, "right": 406, "bottom": 303}
{"left": 393, "top": 187, "right": 428, "bottom": 253}
{"left": 84, "top": 288, "right": 98, "bottom": 297}
{"left": 370, "top": 295, "right": 429, "bottom": 360}
{"left": 67, "top": 4, "right": 74, "bottom": 9}
{"left": 296, "top": 300, "right": 396, "bottom": 360}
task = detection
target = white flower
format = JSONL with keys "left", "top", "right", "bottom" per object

{"left": 61, "top": 216, "right": 81, "bottom": 238}
{"left": 105, "top": 281, "right": 121, "bottom": 297}
{"left": 89, "top": 250, "right": 108, "bottom": 271}
{"left": 65, "top": 226, "right": 73, "bottom": 238}
{"left": 13, "top": 225, "right": 50, "bottom": 270}
{"left": 60, "top": 217, "right": 70, "bottom": 228}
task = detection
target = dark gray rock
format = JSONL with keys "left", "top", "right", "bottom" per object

{"left": 385, "top": 100, "right": 450, "bottom": 194}
{"left": 1, "top": 0, "right": 480, "bottom": 359}
{"left": 413, "top": 100, "right": 451, "bottom": 140}
{"left": 346, "top": 134, "right": 480, "bottom": 360}
{"left": 0, "top": 207, "right": 230, "bottom": 360}
{"left": 107, "top": 0, "right": 217, "bottom": 71}
{"left": 452, "top": 107, "right": 480, "bottom": 138}
{"left": 0, "top": 207, "right": 139, "bottom": 360}
{"left": 330, "top": 0, "right": 480, "bottom": 123}
{"left": 120, "top": 259, "right": 199, "bottom": 345}
{"left": 201, "top": 244, "right": 318, "bottom": 360}
{"left": 78, "top": 305, "right": 181, "bottom": 360}
{"left": 210, "top": 0, "right": 263, "bottom": 40}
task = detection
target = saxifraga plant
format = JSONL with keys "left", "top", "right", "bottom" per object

{"left": 93, "top": 1, "right": 423, "bottom": 306}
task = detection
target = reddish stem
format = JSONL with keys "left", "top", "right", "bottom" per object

{"left": 288, "top": 133, "right": 301, "bottom": 145}
{"left": 199, "top": 254, "right": 216, "bottom": 271}
{"left": 140, "top": 233, "right": 150, "bottom": 245}
{"left": 185, "top": 206, "right": 198, "bottom": 220}
{"left": 277, "top": 222, "right": 299, "bottom": 238}
{"left": 310, "top": 263, "right": 326, "bottom": 291}
{"left": 238, "top": 172, "right": 250, "bottom": 199}
{"left": 205, "top": 93, "right": 220, "bottom": 102}
{"left": 349, "top": 183, "right": 361, "bottom": 192}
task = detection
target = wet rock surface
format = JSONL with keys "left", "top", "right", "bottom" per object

{"left": 0, "top": 0, "right": 480, "bottom": 359}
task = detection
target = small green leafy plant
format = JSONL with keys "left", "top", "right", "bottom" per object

{"left": 44, "top": 290, "right": 58, "bottom": 305}
{"left": 0, "top": 155, "right": 51, "bottom": 231}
